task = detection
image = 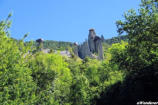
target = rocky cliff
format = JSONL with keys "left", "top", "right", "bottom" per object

{"left": 35, "top": 29, "right": 104, "bottom": 60}
{"left": 75, "top": 29, "right": 103, "bottom": 60}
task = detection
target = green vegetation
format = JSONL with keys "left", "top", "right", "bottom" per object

{"left": 96, "top": 0, "right": 158, "bottom": 104}
{"left": 103, "top": 35, "right": 128, "bottom": 45}
{"left": 30, "top": 40, "right": 74, "bottom": 51}
{"left": 116, "top": 0, "right": 158, "bottom": 70}
{"left": 42, "top": 40, "right": 74, "bottom": 50}
{"left": 0, "top": 0, "right": 158, "bottom": 105}
{"left": 0, "top": 15, "right": 125, "bottom": 105}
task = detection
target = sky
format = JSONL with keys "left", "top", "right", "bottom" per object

{"left": 0, "top": 0, "right": 141, "bottom": 42}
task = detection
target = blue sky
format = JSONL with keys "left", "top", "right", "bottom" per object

{"left": 0, "top": 0, "right": 140, "bottom": 42}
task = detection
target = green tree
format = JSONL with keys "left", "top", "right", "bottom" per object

{"left": 116, "top": 0, "right": 158, "bottom": 70}
{"left": 67, "top": 57, "right": 125, "bottom": 105}
{"left": 0, "top": 15, "right": 37, "bottom": 105}
{"left": 108, "top": 41, "right": 128, "bottom": 69}
{"left": 28, "top": 52, "right": 72, "bottom": 105}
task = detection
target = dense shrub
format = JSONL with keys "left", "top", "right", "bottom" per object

{"left": 0, "top": 16, "right": 37, "bottom": 105}
{"left": 96, "top": 64, "right": 158, "bottom": 105}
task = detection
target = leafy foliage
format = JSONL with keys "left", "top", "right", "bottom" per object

{"left": 96, "top": 64, "right": 158, "bottom": 105}
{"left": 0, "top": 17, "right": 124, "bottom": 104}
{"left": 0, "top": 15, "right": 37, "bottom": 105}
{"left": 96, "top": 0, "right": 158, "bottom": 105}
{"left": 67, "top": 57, "right": 125, "bottom": 105}
{"left": 116, "top": 0, "right": 158, "bottom": 70}
{"left": 2, "top": 0, "right": 158, "bottom": 104}
{"left": 103, "top": 35, "right": 128, "bottom": 45}
{"left": 28, "top": 52, "right": 72, "bottom": 105}
{"left": 108, "top": 41, "right": 128, "bottom": 69}
{"left": 32, "top": 40, "right": 75, "bottom": 51}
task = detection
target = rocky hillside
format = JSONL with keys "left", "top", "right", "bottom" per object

{"left": 32, "top": 31, "right": 128, "bottom": 59}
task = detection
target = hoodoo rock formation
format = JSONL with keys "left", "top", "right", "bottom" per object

{"left": 35, "top": 29, "right": 104, "bottom": 60}
{"left": 78, "top": 40, "right": 93, "bottom": 59}
{"left": 75, "top": 29, "right": 104, "bottom": 60}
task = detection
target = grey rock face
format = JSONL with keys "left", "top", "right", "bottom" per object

{"left": 75, "top": 29, "right": 104, "bottom": 60}
{"left": 88, "top": 29, "right": 96, "bottom": 53}
{"left": 101, "top": 35, "right": 104, "bottom": 42}
{"left": 73, "top": 43, "right": 79, "bottom": 56}
{"left": 54, "top": 50, "right": 71, "bottom": 57}
{"left": 78, "top": 41, "right": 92, "bottom": 59}
{"left": 94, "top": 37, "right": 103, "bottom": 60}
{"left": 73, "top": 46, "right": 78, "bottom": 56}
{"left": 60, "top": 51, "right": 71, "bottom": 57}
{"left": 88, "top": 29, "right": 104, "bottom": 60}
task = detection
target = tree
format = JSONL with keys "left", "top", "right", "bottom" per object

{"left": 28, "top": 52, "right": 72, "bottom": 104}
{"left": 116, "top": 0, "right": 158, "bottom": 70}
{"left": 108, "top": 41, "right": 128, "bottom": 69}
{"left": 0, "top": 15, "right": 37, "bottom": 105}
